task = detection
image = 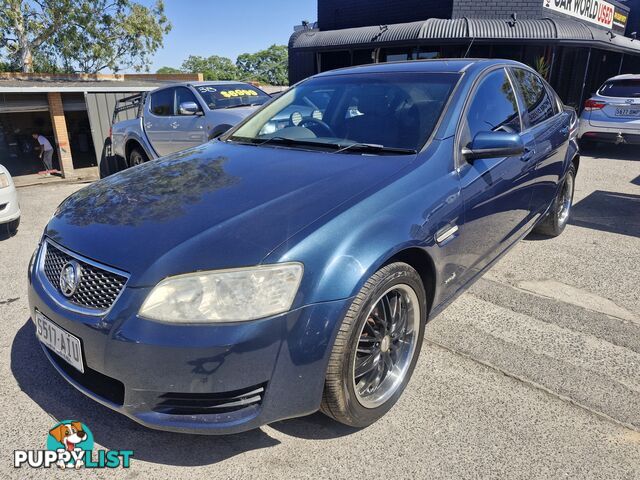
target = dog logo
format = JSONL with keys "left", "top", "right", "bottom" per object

{"left": 14, "top": 420, "right": 132, "bottom": 469}
{"left": 46, "top": 420, "right": 94, "bottom": 469}
{"left": 59, "top": 261, "right": 82, "bottom": 297}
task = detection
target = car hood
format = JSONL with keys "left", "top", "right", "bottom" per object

{"left": 211, "top": 105, "right": 258, "bottom": 124}
{"left": 47, "top": 141, "right": 413, "bottom": 287}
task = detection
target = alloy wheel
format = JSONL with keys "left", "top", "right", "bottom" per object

{"left": 352, "top": 284, "right": 420, "bottom": 409}
{"left": 557, "top": 172, "right": 574, "bottom": 227}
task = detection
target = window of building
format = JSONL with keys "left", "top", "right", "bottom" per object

{"left": 353, "top": 49, "right": 374, "bottom": 66}
{"left": 319, "top": 51, "right": 351, "bottom": 72}
{"left": 150, "top": 88, "right": 174, "bottom": 116}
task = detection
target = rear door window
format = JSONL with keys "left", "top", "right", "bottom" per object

{"left": 511, "top": 69, "right": 555, "bottom": 127}
{"left": 150, "top": 88, "right": 175, "bottom": 116}
{"left": 598, "top": 79, "right": 640, "bottom": 98}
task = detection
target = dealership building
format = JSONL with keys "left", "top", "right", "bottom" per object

{"left": 289, "top": 0, "right": 640, "bottom": 108}
{"left": 0, "top": 72, "right": 201, "bottom": 182}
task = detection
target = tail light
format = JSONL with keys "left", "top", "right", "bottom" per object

{"left": 584, "top": 99, "right": 606, "bottom": 110}
{"left": 108, "top": 126, "right": 112, "bottom": 139}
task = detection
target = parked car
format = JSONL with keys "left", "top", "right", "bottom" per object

{"left": 0, "top": 164, "right": 20, "bottom": 236}
{"left": 28, "top": 59, "right": 578, "bottom": 434}
{"left": 578, "top": 74, "right": 640, "bottom": 146}
{"left": 110, "top": 81, "right": 271, "bottom": 168}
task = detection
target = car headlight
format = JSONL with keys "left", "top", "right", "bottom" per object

{"left": 139, "top": 263, "right": 303, "bottom": 323}
{"left": 0, "top": 172, "right": 9, "bottom": 189}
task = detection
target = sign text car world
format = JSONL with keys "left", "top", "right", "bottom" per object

{"left": 544, "top": 0, "right": 615, "bottom": 30}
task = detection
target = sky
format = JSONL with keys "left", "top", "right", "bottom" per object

{"left": 143, "top": 0, "right": 317, "bottom": 72}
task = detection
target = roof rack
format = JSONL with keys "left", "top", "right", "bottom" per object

{"left": 112, "top": 92, "right": 148, "bottom": 124}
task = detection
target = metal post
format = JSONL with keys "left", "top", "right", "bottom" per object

{"left": 618, "top": 54, "right": 624, "bottom": 74}
{"left": 548, "top": 46, "right": 557, "bottom": 81}
{"left": 579, "top": 48, "right": 592, "bottom": 107}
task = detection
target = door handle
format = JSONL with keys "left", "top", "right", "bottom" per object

{"left": 520, "top": 147, "right": 535, "bottom": 162}
{"left": 170, "top": 121, "right": 179, "bottom": 129}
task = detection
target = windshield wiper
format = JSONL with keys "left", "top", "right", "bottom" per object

{"left": 330, "top": 142, "right": 417, "bottom": 155}
{"left": 228, "top": 136, "right": 417, "bottom": 155}
{"left": 228, "top": 135, "right": 331, "bottom": 149}
{"left": 225, "top": 102, "right": 262, "bottom": 109}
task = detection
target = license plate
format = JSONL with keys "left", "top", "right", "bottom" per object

{"left": 35, "top": 311, "right": 84, "bottom": 373}
{"left": 615, "top": 108, "right": 640, "bottom": 117}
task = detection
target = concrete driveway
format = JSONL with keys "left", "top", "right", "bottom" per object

{"left": 1, "top": 145, "right": 639, "bottom": 479}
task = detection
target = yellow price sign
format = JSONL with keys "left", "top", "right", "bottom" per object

{"left": 219, "top": 89, "right": 259, "bottom": 98}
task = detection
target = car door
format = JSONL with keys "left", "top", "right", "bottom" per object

{"left": 456, "top": 67, "right": 537, "bottom": 280}
{"left": 145, "top": 87, "right": 176, "bottom": 157}
{"left": 510, "top": 68, "right": 569, "bottom": 218}
{"left": 171, "top": 86, "right": 207, "bottom": 153}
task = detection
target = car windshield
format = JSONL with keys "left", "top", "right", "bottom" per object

{"left": 226, "top": 72, "right": 461, "bottom": 153}
{"left": 195, "top": 84, "right": 271, "bottom": 109}
{"left": 598, "top": 79, "right": 640, "bottom": 98}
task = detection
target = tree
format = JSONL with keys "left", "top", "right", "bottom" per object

{"left": 236, "top": 44, "right": 288, "bottom": 86}
{"left": 156, "top": 66, "right": 181, "bottom": 74}
{"left": 0, "top": 0, "right": 171, "bottom": 73}
{"left": 180, "top": 54, "right": 239, "bottom": 81}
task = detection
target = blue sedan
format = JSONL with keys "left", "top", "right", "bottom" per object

{"left": 28, "top": 59, "right": 578, "bottom": 434}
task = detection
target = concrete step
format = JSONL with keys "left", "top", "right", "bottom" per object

{"left": 426, "top": 280, "right": 640, "bottom": 430}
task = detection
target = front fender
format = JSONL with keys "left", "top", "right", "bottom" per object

{"left": 264, "top": 143, "right": 462, "bottom": 309}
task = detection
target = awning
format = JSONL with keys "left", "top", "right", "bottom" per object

{"left": 290, "top": 17, "right": 640, "bottom": 55}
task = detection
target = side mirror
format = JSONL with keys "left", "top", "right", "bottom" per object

{"left": 461, "top": 131, "right": 525, "bottom": 161}
{"left": 178, "top": 101, "right": 202, "bottom": 116}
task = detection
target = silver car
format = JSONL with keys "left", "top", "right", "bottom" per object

{"left": 578, "top": 74, "right": 640, "bottom": 146}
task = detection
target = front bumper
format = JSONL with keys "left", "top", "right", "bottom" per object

{"left": 28, "top": 252, "right": 352, "bottom": 434}
{"left": 0, "top": 186, "right": 20, "bottom": 224}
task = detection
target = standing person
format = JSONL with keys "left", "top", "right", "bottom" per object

{"left": 32, "top": 132, "right": 56, "bottom": 176}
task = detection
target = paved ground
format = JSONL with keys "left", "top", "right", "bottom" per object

{"left": 1, "top": 145, "right": 638, "bottom": 479}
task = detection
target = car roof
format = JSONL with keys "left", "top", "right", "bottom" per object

{"left": 188, "top": 81, "right": 256, "bottom": 86}
{"left": 603, "top": 73, "right": 640, "bottom": 82}
{"left": 312, "top": 58, "right": 527, "bottom": 78}
{"left": 153, "top": 80, "right": 257, "bottom": 91}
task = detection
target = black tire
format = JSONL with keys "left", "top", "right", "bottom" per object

{"left": 4, "top": 217, "right": 19, "bottom": 236}
{"left": 128, "top": 147, "right": 148, "bottom": 168}
{"left": 321, "top": 262, "right": 427, "bottom": 428}
{"left": 534, "top": 164, "right": 576, "bottom": 237}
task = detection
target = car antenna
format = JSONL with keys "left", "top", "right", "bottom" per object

{"left": 463, "top": 36, "right": 475, "bottom": 58}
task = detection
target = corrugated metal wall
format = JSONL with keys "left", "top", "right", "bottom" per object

{"left": 84, "top": 92, "right": 142, "bottom": 165}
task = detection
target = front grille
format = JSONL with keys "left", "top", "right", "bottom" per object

{"left": 42, "top": 241, "right": 128, "bottom": 311}
{"left": 46, "top": 347, "right": 125, "bottom": 406}
{"left": 153, "top": 383, "right": 267, "bottom": 415}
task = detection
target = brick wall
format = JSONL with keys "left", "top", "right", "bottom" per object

{"left": 452, "top": 0, "right": 541, "bottom": 19}
{"left": 0, "top": 72, "right": 203, "bottom": 82}
{"left": 123, "top": 73, "right": 204, "bottom": 82}
{"left": 452, "top": 0, "right": 631, "bottom": 29}
{"left": 47, "top": 92, "right": 74, "bottom": 177}
{"left": 318, "top": 0, "right": 453, "bottom": 30}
